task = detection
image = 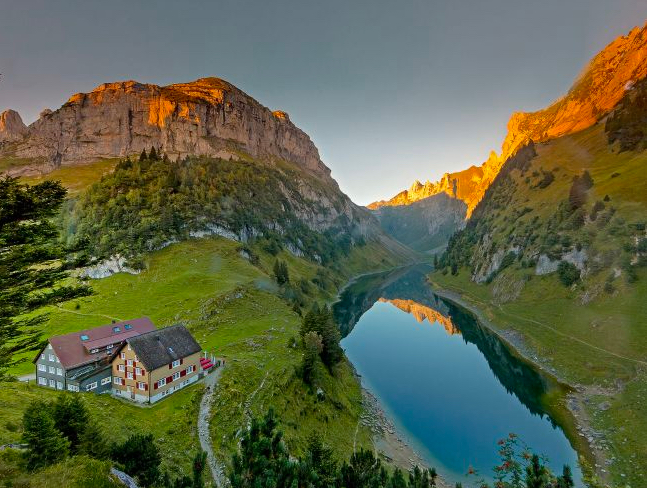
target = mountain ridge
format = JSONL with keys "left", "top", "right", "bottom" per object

{"left": 0, "top": 77, "right": 331, "bottom": 181}
{"left": 369, "top": 21, "right": 647, "bottom": 216}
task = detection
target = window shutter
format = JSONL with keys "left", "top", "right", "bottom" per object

{"left": 169, "top": 363, "right": 172, "bottom": 369}
{"left": 145, "top": 383, "right": 148, "bottom": 391}
{"left": 180, "top": 370, "right": 186, "bottom": 377}
{"left": 154, "top": 381, "right": 158, "bottom": 390}
{"left": 166, "top": 375, "right": 173, "bottom": 384}
{"left": 180, "top": 358, "right": 183, "bottom": 365}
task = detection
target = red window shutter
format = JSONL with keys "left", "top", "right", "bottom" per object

{"left": 154, "top": 381, "right": 158, "bottom": 390}
{"left": 180, "top": 370, "right": 186, "bottom": 377}
{"left": 168, "top": 363, "right": 172, "bottom": 369}
{"left": 145, "top": 383, "right": 148, "bottom": 391}
{"left": 166, "top": 375, "right": 173, "bottom": 383}
{"left": 180, "top": 358, "right": 183, "bottom": 365}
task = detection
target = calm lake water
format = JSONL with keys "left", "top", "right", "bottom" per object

{"left": 334, "top": 266, "right": 582, "bottom": 486}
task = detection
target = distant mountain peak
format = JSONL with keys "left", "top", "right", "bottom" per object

{"left": 370, "top": 20, "right": 647, "bottom": 215}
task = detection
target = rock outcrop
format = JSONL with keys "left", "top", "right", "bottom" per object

{"left": 0, "top": 110, "right": 28, "bottom": 142}
{"left": 0, "top": 77, "right": 330, "bottom": 180}
{"left": 370, "top": 21, "right": 647, "bottom": 217}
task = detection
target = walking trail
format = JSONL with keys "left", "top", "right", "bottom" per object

{"left": 198, "top": 366, "right": 228, "bottom": 487}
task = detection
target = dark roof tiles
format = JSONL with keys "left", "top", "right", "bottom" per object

{"left": 125, "top": 325, "right": 201, "bottom": 371}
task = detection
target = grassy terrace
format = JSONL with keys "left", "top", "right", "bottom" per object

{"left": 1, "top": 235, "right": 400, "bottom": 484}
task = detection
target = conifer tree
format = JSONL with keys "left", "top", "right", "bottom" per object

{"left": 525, "top": 454, "right": 550, "bottom": 488}
{"left": 139, "top": 148, "right": 148, "bottom": 161}
{"left": 149, "top": 146, "right": 158, "bottom": 161}
{"left": 301, "top": 331, "right": 323, "bottom": 385}
{"left": 21, "top": 400, "right": 70, "bottom": 470}
{"left": 0, "top": 177, "right": 91, "bottom": 378}
{"left": 273, "top": 259, "right": 289, "bottom": 285}
{"left": 112, "top": 433, "right": 162, "bottom": 487}
{"left": 52, "top": 394, "right": 89, "bottom": 453}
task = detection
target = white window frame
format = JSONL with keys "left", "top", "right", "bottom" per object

{"left": 172, "top": 371, "right": 180, "bottom": 381}
{"left": 118, "top": 364, "right": 125, "bottom": 372}
{"left": 48, "top": 366, "right": 56, "bottom": 374}
{"left": 126, "top": 359, "right": 133, "bottom": 367}
{"left": 135, "top": 367, "right": 141, "bottom": 375}
{"left": 56, "top": 381, "right": 63, "bottom": 390}
{"left": 86, "top": 382, "right": 97, "bottom": 391}
{"left": 56, "top": 368, "right": 63, "bottom": 376}
{"left": 127, "top": 372, "right": 133, "bottom": 380}
{"left": 101, "top": 377, "right": 111, "bottom": 385}
{"left": 38, "top": 377, "right": 47, "bottom": 386}
{"left": 38, "top": 364, "right": 46, "bottom": 372}
{"left": 158, "top": 378, "right": 166, "bottom": 388}
{"left": 67, "top": 384, "right": 79, "bottom": 392}
{"left": 114, "top": 376, "right": 123, "bottom": 385}
{"left": 120, "top": 352, "right": 126, "bottom": 360}
{"left": 49, "top": 354, "right": 56, "bottom": 362}
{"left": 137, "top": 381, "right": 146, "bottom": 391}
{"left": 90, "top": 348, "right": 99, "bottom": 354}
{"left": 186, "top": 365, "right": 194, "bottom": 374}
{"left": 48, "top": 379, "right": 55, "bottom": 388}
{"left": 172, "top": 359, "right": 181, "bottom": 368}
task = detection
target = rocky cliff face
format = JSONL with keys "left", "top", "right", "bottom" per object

{"left": 0, "top": 77, "right": 331, "bottom": 180}
{"left": 371, "top": 21, "right": 647, "bottom": 217}
{"left": 0, "top": 110, "right": 28, "bottom": 142}
{"left": 501, "top": 22, "right": 647, "bottom": 160}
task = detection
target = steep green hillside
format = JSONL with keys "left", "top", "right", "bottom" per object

{"left": 435, "top": 81, "right": 647, "bottom": 486}
{"left": 1, "top": 234, "right": 403, "bottom": 486}
{"left": 63, "top": 154, "right": 382, "bottom": 265}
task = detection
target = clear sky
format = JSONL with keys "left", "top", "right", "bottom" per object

{"left": 0, "top": 1, "right": 645, "bottom": 205}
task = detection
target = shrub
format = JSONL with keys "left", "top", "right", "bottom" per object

{"left": 557, "top": 261, "right": 580, "bottom": 287}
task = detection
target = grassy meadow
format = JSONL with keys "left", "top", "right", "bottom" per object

{"left": 1, "top": 232, "right": 402, "bottom": 485}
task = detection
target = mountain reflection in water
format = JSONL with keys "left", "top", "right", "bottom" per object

{"left": 334, "top": 265, "right": 582, "bottom": 485}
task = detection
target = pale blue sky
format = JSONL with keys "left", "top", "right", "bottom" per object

{"left": 0, "top": 1, "right": 645, "bottom": 204}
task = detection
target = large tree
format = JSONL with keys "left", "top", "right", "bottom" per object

{"left": 0, "top": 177, "right": 91, "bottom": 378}
{"left": 21, "top": 400, "right": 70, "bottom": 470}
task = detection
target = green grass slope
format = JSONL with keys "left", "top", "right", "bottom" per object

{"left": 434, "top": 110, "right": 647, "bottom": 486}
{"left": 1, "top": 234, "right": 403, "bottom": 486}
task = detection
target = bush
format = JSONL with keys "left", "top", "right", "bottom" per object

{"left": 557, "top": 261, "right": 580, "bottom": 287}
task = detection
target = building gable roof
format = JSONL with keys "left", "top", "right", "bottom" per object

{"left": 37, "top": 318, "right": 156, "bottom": 370}
{"left": 124, "top": 325, "right": 201, "bottom": 371}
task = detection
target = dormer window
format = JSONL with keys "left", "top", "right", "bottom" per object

{"left": 90, "top": 348, "right": 99, "bottom": 354}
{"left": 124, "top": 324, "right": 132, "bottom": 330}
{"left": 113, "top": 326, "right": 121, "bottom": 333}
{"left": 106, "top": 343, "right": 113, "bottom": 349}
{"left": 80, "top": 335, "right": 89, "bottom": 341}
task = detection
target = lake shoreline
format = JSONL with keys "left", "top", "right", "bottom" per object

{"left": 427, "top": 284, "right": 608, "bottom": 486}
{"left": 359, "top": 385, "right": 453, "bottom": 488}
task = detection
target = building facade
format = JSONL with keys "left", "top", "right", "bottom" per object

{"left": 34, "top": 317, "right": 157, "bottom": 393}
{"left": 111, "top": 325, "right": 202, "bottom": 404}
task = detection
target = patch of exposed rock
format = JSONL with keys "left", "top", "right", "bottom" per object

{"left": 78, "top": 255, "right": 140, "bottom": 279}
